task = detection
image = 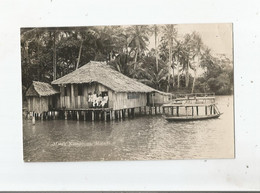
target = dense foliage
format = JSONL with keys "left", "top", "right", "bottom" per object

{"left": 21, "top": 25, "right": 233, "bottom": 96}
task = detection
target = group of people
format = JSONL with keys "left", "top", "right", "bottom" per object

{"left": 88, "top": 93, "right": 108, "bottom": 108}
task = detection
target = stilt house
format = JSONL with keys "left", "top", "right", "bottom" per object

{"left": 51, "top": 61, "right": 158, "bottom": 110}
{"left": 25, "top": 81, "right": 59, "bottom": 113}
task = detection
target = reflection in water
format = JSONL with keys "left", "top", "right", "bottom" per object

{"left": 23, "top": 96, "right": 234, "bottom": 162}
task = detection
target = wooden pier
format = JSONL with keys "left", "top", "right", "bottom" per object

{"left": 27, "top": 106, "right": 164, "bottom": 122}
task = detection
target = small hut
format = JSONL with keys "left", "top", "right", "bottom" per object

{"left": 51, "top": 61, "right": 156, "bottom": 111}
{"left": 150, "top": 90, "right": 174, "bottom": 106}
{"left": 25, "top": 81, "right": 59, "bottom": 114}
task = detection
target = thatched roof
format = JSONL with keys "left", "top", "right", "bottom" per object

{"left": 26, "top": 81, "right": 59, "bottom": 97}
{"left": 52, "top": 61, "right": 156, "bottom": 93}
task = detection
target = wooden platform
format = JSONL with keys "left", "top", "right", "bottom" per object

{"left": 57, "top": 107, "right": 113, "bottom": 111}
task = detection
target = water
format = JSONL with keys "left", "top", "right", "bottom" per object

{"left": 23, "top": 95, "right": 234, "bottom": 162}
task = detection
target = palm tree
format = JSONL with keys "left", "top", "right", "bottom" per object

{"left": 135, "top": 56, "right": 168, "bottom": 90}
{"left": 172, "top": 40, "right": 185, "bottom": 89}
{"left": 127, "top": 25, "right": 151, "bottom": 69}
{"left": 162, "top": 24, "right": 177, "bottom": 92}
{"left": 190, "top": 32, "right": 204, "bottom": 93}
{"left": 152, "top": 24, "right": 160, "bottom": 72}
{"left": 182, "top": 33, "right": 194, "bottom": 89}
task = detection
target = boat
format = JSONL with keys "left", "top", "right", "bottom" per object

{"left": 162, "top": 93, "right": 222, "bottom": 122}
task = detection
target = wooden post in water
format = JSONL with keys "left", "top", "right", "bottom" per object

{"left": 177, "top": 107, "right": 179, "bottom": 116}
{"left": 104, "top": 111, "right": 107, "bottom": 121}
{"left": 98, "top": 111, "right": 102, "bottom": 120}
{"left": 109, "top": 110, "right": 112, "bottom": 120}
{"left": 210, "top": 105, "right": 213, "bottom": 115}
{"left": 205, "top": 106, "right": 207, "bottom": 115}
{"left": 83, "top": 111, "right": 86, "bottom": 121}
{"left": 92, "top": 111, "right": 95, "bottom": 121}
{"left": 117, "top": 110, "right": 120, "bottom": 119}
{"left": 192, "top": 106, "right": 194, "bottom": 116}
{"left": 114, "top": 110, "right": 117, "bottom": 119}
{"left": 112, "top": 110, "right": 115, "bottom": 120}
{"left": 196, "top": 106, "right": 199, "bottom": 115}
{"left": 64, "top": 111, "right": 67, "bottom": 120}
{"left": 32, "top": 114, "right": 35, "bottom": 125}
{"left": 120, "top": 110, "right": 123, "bottom": 120}
{"left": 76, "top": 111, "right": 80, "bottom": 121}
{"left": 125, "top": 109, "right": 128, "bottom": 118}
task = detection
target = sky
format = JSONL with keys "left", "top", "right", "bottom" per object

{"left": 148, "top": 23, "right": 233, "bottom": 60}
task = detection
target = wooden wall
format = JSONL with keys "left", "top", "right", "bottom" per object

{"left": 112, "top": 92, "right": 147, "bottom": 110}
{"left": 57, "top": 82, "right": 148, "bottom": 110}
{"left": 59, "top": 83, "right": 113, "bottom": 109}
{"left": 27, "top": 96, "right": 51, "bottom": 113}
{"left": 150, "top": 92, "right": 172, "bottom": 105}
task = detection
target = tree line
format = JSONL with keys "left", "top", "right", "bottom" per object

{"left": 21, "top": 25, "right": 233, "bottom": 96}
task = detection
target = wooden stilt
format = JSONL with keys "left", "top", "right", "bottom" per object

{"left": 120, "top": 110, "right": 123, "bottom": 120}
{"left": 132, "top": 108, "right": 135, "bottom": 117}
{"left": 210, "top": 105, "right": 213, "bottom": 114}
{"left": 92, "top": 111, "right": 95, "bottom": 121}
{"left": 64, "top": 111, "right": 67, "bottom": 120}
{"left": 109, "top": 110, "right": 112, "bottom": 120}
{"left": 192, "top": 106, "right": 194, "bottom": 116}
{"left": 196, "top": 106, "right": 199, "bottom": 115}
{"left": 76, "top": 111, "right": 80, "bottom": 121}
{"left": 83, "top": 111, "right": 86, "bottom": 121}
{"left": 112, "top": 110, "right": 115, "bottom": 120}
{"left": 125, "top": 109, "right": 128, "bottom": 118}
{"left": 98, "top": 111, "right": 102, "bottom": 120}
{"left": 114, "top": 110, "right": 117, "bottom": 119}
{"left": 104, "top": 111, "right": 107, "bottom": 121}
{"left": 205, "top": 106, "right": 207, "bottom": 115}
{"left": 155, "top": 106, "right": 157, "bottom": 115}
{"left": 171, "top": 107, "right": 174, "bottom": 115}
{"left": 139, "top": 107, "right": 142, "bottom": 115}
{"left": 32, "top": 115, "right": 35, "bottom": 125}
{"left": 185, "top": 107, "right": 188, "bottom": 116}
{"left": 123, "top": 109, "right": 126, "bottom": 118}
{"left": 177, "top": 107, "right": 179, "bottom": 116}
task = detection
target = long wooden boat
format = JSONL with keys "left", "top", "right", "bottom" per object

{"left": 163, "top": 113, "right": 222, "bottom": 122}
{"left": 162, "top": 93, "right": 222, "bottom": 122}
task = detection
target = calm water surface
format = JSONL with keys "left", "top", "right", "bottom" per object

{"left": 23, "top": 95, "right": 234, "bottom": 162}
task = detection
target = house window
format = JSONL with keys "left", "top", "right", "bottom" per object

{"left": 78, "top": 84, "right": 83, "bottom": 96}
{"left": 127, "top": 93, "right": 139, "bottom": 99}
